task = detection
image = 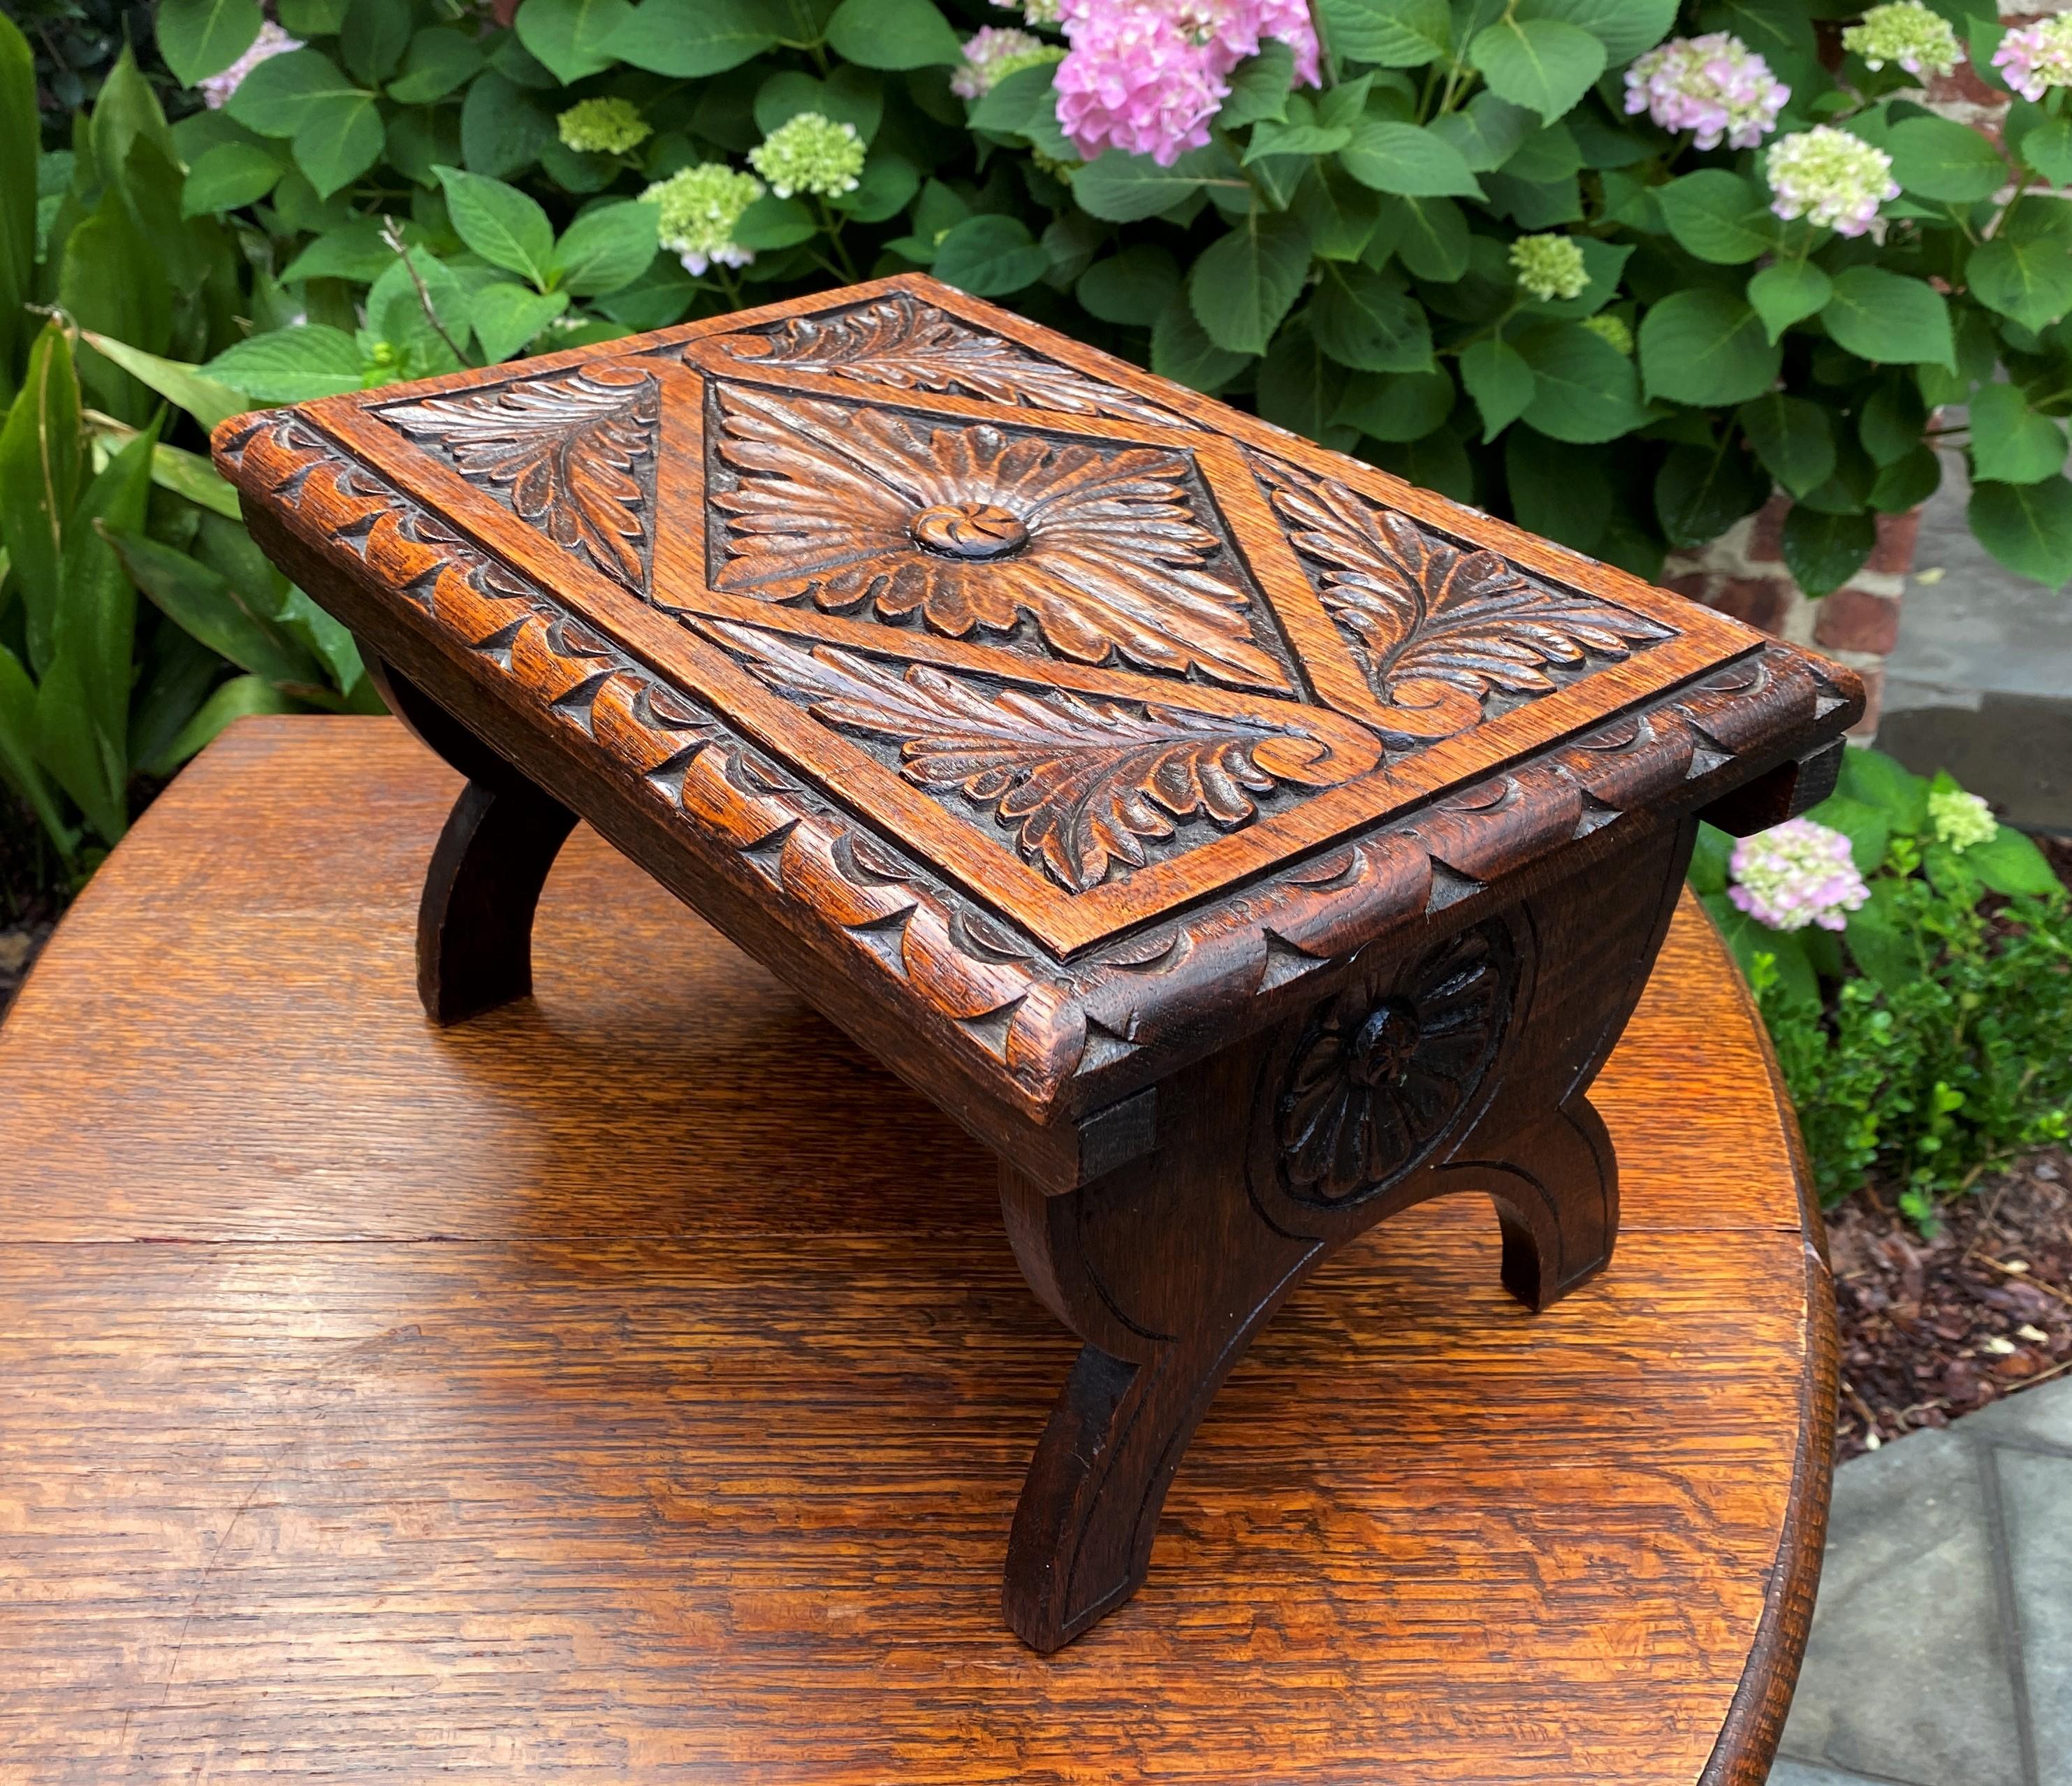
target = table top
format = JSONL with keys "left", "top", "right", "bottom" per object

{"left": 0, "top": 717, "right": 1833, "bottom": 1786}
{"left": 216, "top": 276, "right": 1860, "bottom": 1144}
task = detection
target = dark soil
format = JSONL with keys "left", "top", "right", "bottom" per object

{"left": 1830, "top": 1156, "right": 2072, "bottom": 1460}
{"left": 0, "top": 801, "right": 65, "bottom": 1022}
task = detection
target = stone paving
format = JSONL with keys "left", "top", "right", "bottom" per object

{"left": 1772, "top": 1376, "right": 2072, "bottom": 1786}
{"left": 1879, "top": 458, "right": 2072, "bottom": 835}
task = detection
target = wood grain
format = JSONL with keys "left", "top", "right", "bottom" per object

{"left": 0, "top": 718, "right": 1832, "bottom": 1779}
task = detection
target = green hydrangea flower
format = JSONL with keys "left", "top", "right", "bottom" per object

{"left": 557, "top": 97, "right": 651, "bottom": 157}
{"left": 1928, "top": 785, "right": 1998, "bottom": 852}
{"left": 1841, "top": 1, "right": 1962, "bottom": 78}
{"left": 748, "top": 111, "right": 866, "bottom": 200}
{"left": 641, "top": 163, "right": 764, "bottom": 275}
{"left": 1509, "top": 233, "right": 1589, "bottom": 303}
{"left": 1581, "top": 312, "right": 1633, "bottom": 355}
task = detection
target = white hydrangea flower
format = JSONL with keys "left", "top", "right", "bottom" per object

{"left": 1842, "top": 1, "right": 1962, "bottom": 78}
{"left": 1765, "top": 126, "right": 1899, "bottom": 238}
{"left": 1928, "top": 786, "right": 1997, "bottom": 852}
{"left": 642, "top": 164, "right": 762, "bottom": 276}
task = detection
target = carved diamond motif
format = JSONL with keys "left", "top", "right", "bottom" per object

{"left": 364, "top": 283, "right": 1685, "bottom": 905}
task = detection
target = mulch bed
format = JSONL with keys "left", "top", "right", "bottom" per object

{"left": 1829, "top": 1156, "right": 2072, "bottom": 1460}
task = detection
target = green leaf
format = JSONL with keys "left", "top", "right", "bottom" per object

{"left": 386, "top": 28, "right": 486, "bottom": 103}
{"left": 1968, "top": 382, "right": 2068, "bottom": 486}
{"left": 1837, "top": 744, "right": 1928, "bottom": 833}
{"left": 180, "top": 140, "right": 284, "bottom": 215}
{"left": 32, "top": 653, "right": 125, "bottom": 843}
{"left": 437, "top": 165, "right": 555, "bottom": 286}
{"left": 105, "top": 526, "right": 326, "bottom": 689}
{"left": 1968, "top": 476, "right": 2072, "bottom": 586}
{"left": 365, "top": 248, "right": 474, "bottom": 359}
{"left": 516, "top": 0, "right": 635, "bottom": 82}
{"left": 1292, "top": 161, "right": 1387, "bottom": 261}
{"left": 142, "top": 440, "right": 243, "bottom": 518}
{"left": 731, "top": 192, "right": 817, "bottom": 249}
{"left": 1188, "top": 212, "right": 1312, "bottom": 356}
{"left": 606, "top": 0, "right": 776, "bottom": 74}
{"left": 1428, "top": 90, "right": 1535, "bottom": 173}
{"left": 1220, "top": 42, "right": 1297, "bottom": 129}
{"left": 825, "top": 0, "right": 963, "bottom": 69}
{"left": 1468, "top": 18, "right": 1605, "bottom": 124}
{"left": 1969, "top": 228, "right": 2072, "bottom": 334}
{"left": 143, "top": 674, "right": 300, "bottom": 777}
{"left": 1886, "top": 114, "right": 2008, "bottom": 203}
{"left": 1459, "top": 338, "right": 1535, "bottom": 441}
{"left": 278, "top": 0, "right": 348, "bottom": 30}
{"left": 76, "top": 331, "right": 247, "bottom": 430}
{"left": 1515, "top": 319, "right": 1647, "bottom": 442}
{"left": 1689, "top": 822, "right": 1731, "bottom": 894}
{"left": 1964, "top": 824, "right": 2065, "bottom": 899}
{"left": 1505, "top": 424, "right": 1610, "bottom": 551}
{"left": 1821, "top": 266, "right": 1954, "bottom": 371}
{"left": 1339, "top": 121, "right": 1484, "bottom": 198}
{"left": 1151, "top": 295, "right": 1252, "bottom": 393}
{"left": 1334, "top": 368, "right": 1456, "bottom": 442}
{"left": 553, "top": 201, "right": 658, "bottom": 296}
{"left": 0, "top": 641, "right": 73, "bottom": 857}
{"left": 203, "top": 326, "right": 365, "bottom": 403}
{"left": 0, "top": 13, "right": 34, "bottom": 404}
{"left": 294, "top": 94, "right": 385, "bottom": 198}
{"left": 339, "top": 0, "right": 411, "bottom": 85}
{"left": 1077, "top": 246, "right": 1181, "bottom": 327}
{"left": 754, "top": 67, "right": 884, "bottom": 144}
{"left": 1385, "top": 195, "right": 1469, "bottom": 281}
{"left": 1703, "top": 891, "right": 1819, "bottom": 1007}
{"left": 469, "top": 282, "right": 569, "bottom": 362}
{"left": 1246, "top": 109, "right": 1354, "bottom": 163}
{"left": 1310, "top": 266, "right": 1434, "bottom": 372}
{"left": 1517, "top": 0, "right": 1677, "bottom": 62}
{"left": 1782, "top": 504, "right": 1875, "bottom": 597}
{"left": 224, "top": 48, "right": 365, "bottom": 136}
{"left": 0, "top": 324, "right": 82, "bottom": 664}
{"left": 2015, "top": 113, "right": 2072, "bottom": 185}
{"left": 968, "top": 60, "right": 1060, "bottom": 135}
{"left": 1072, "top": 150, "right": 1219, "bottom": 222}
{"left": 1844, "top": 885, "right": 1916, "bottom": 992}
{"left": 1655, "top": 169, "right": 1776, "bottom": 265}
{"left": 1655, "top": 440, "right": 1770, "bottom": 548}
{"left": 1738, "top": 393, "right": 1834, "bottom": 498}
{"left": 1256, "top": 323, "right": 1359, "bottom": 450}
{"left": 460, "top": 69, "right": 557, "bottom": 178}
{"left": 1640, "top": 289, "right": 1780, "bottom": 406}
{"left": 156, "top": 0, "right": 262, "bottom": 85}
{"left": 1801, "top": 792, "right": 1890, "bottom": 874}
{"left": 931, "top": 215, "right": 1049, "bottom": 297}
{"left": 1746, "top": 259, "right": 1832, "bottom": 343}
{"left": 1316, "top": 0, "right": 1450, "bottom": 65}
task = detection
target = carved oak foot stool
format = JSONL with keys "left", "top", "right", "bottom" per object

{"left": 215, "top": 274, "right": 1860, "bottom": 1653}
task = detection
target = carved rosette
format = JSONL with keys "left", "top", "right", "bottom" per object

{"left": 1271, "top": 922, "right": 1515, "bottom": 1206}
{"left": 707, "top": 384, "right": 1287, "bottom": 690}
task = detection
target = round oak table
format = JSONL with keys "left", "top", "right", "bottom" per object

{"left": 0, "top": 717, "right": 1834, "bottom": 1786}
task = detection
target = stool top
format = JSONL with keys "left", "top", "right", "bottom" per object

{"left": 216, "top": 275, "right": 1860, "bottom": 1153}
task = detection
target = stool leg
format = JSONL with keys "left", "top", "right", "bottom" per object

{"left": 362, "top": 651, "right": 578, "bottom": 1026}
{"left": 995, "top": 821, "right": 1696, "bottom": 1653}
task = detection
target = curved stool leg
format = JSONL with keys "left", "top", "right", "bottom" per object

{"left": 995, "top": 822, "right": 1697, "bottom": 1652}
{"left": 362, "top": 651, "right": 578, "bottom": 1026}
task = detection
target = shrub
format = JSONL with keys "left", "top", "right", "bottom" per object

{"left": 1693, "top": 749, "right": 2072, "bottom": 1220}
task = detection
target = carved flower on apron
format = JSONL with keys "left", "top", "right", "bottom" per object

{"left": 708, "top": 384, "right": 1285, "bottom": 690}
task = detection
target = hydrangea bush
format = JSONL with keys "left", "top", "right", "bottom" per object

{"left": 26, "top": 0, "right": 2067, "bottom": 611}
{"left": 1695, "top": 749, "right": 2071, "bottom": 1217}
{"left": 8, "top": 0, "right": 2072, "bottom": 869}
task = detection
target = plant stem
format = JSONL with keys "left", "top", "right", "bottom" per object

{"left": 380, "top": 217, "right": 470, "bottom": 365}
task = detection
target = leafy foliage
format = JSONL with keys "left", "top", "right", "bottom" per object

{"left": 1694, "top": 750, "right": 2072, "bottom": 1221}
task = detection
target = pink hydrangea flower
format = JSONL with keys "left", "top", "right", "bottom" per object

{"left": 1053, "top": 0, "right": 1320, "bottom": 167}
{"left": 1728, "top": 819, "right": 1872, "bottom": 932}
{"left": 198, "top": 20, "right": 303, "bottom": 109}
{"left": 1992, "top": 14, "right": 2072, "bottom": 104}
{"left": 1624, "top": 32, "right": 1788, "bottom": 150}
{"left": 952, "top": 26, "right": 1063, "bottom": 99}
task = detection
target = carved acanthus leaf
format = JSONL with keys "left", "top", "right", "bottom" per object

{"left": 709, "top": 384, "right": 1288, "bottom": 690}
{"left": 384, "top": 368, "right": 657, "bottom": 592}
{"left": 711, "top": 622, "right": 1376, "bottom": 893}
{"left": 1255, "top": 455, "right": 1673, "bottom": 715}
{"left": 716, "top": 293, "right": 1183, "bottom": 428}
